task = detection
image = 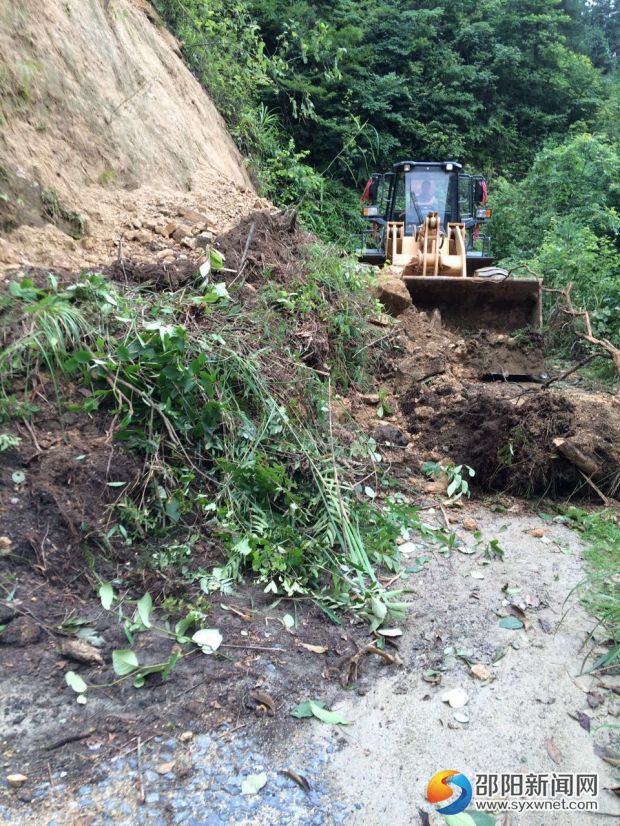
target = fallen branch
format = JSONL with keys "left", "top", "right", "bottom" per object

{"left": 543, "top": 353, "right": 598, "bottom": 388}
{"left": 544, "top": 283, "right": 620, "bottom": 390}
{"left": 342, "top": 641, "right": 402, "bottom": 686}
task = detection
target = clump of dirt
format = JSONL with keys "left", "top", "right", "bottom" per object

{"left": 214, "top": 210, "right": 313, "bottom": 287}
{"left": 108, "top": 257, "right": 200, "bottom": 290}
{"left": 401, "top": 380, "right": 620, "bottom": 495}
{"left": 0, "top": 390, "right": 141, "bottom": 581}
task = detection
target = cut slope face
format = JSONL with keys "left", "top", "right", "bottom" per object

{"left": 0, "top": 0, "right": 258, "bottom": 271}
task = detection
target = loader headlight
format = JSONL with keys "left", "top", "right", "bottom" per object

{"left": 445, "top": 163, "right": 454, "bottom": 171}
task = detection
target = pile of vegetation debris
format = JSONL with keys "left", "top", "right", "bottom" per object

{"left": 0, "top": 211, "right": 405, "bottom": 622}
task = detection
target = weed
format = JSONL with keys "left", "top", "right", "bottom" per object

{"left": 98, "top": 168, "right": 118, "bottom": 186}
{"left": 561, "top": 506, "right": 620, "bottom": 668}
{"left": 422, "top": 461, "right": 476, "bottom": 501}
{"left": 376, "top": 388, "right": 393, "bottom": 418}
{"left": 40, "top": 189, "right": 85, "bottom": 238}
{"left": 0, "top": 433, "right": 20, "bottom": 451}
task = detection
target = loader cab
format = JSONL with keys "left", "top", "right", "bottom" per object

{"left": 387, "top": 161, "right": 461, "bottom": 235}
{"left": 357, "top": 160, "right": 494, "bottom": 273}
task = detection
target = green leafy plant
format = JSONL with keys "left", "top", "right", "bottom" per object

{"left": 376, "top": 388, "right": 393, "bottom": 418}
{"left": 0, "top": 433, "right": 20, "bottom": 451}
{"left": 422, "top": 461, "right": 475, "bottom": 500}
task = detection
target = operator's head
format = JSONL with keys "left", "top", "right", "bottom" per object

{"left": 421, "top": 179, "right": 432, "bottom": 196}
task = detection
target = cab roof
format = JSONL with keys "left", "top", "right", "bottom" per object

{"left": 392, "top": 160, "right": 462, "bottom": 172}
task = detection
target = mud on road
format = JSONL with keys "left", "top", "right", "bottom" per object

{"left": 2, "top": 506, "right": 619, "bottom": 825}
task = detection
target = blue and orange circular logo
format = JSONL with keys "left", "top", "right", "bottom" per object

{"left": 427, "top": 770, "right": 473, "bottom": 815}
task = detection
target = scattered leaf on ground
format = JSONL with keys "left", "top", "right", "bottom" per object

{"left": 291, "top": 700, "right": 318, "bottom": 719}
{"left": 112, "top": 649, "right": 139, "bottom": 676}
{"left": 299, "top": 642, "right": 328, "bottom": 654}
{"left": 499, "top": 617, "right": 524, "bottom": 630}
{"left": 135, "top": 592, "right": 152, "bottom": 628}
{"left": 308, "top": 701, "right": 349, "bottom": 725}
{"left": 192, "top": 628, "right": 223, "bottom": 654}
{"left": 377, "top": 628, "right": 403, "bottom": 638}
{"left": 281, "top": 614, "right": 295, "bottom": 631}
{"left": 249, "top": 690, "right": 276, "bottom": 714}
{"left": 422, "top": 669, "right": 442, "bottom": 685}
{"left": 240, "top": 772, "right": 268, "bottom": 795}
{"left": 470, "top": 571, "right": 485, "bottom": 579}
{"left": 441, "top": 687, "right": 469, "bottom": 709}
{"left": 65, "top": 671, "right": 88, "bottom": 694}
{"left": 98, "top": 582, "right": 114, "bottom": 610}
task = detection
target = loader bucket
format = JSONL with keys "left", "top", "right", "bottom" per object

{"left": 403, "top": 275, "right": 542, "bottom": 333}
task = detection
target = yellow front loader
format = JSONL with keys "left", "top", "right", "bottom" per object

{"left": 358, "top": 160, "right": 542, "bottom": 332}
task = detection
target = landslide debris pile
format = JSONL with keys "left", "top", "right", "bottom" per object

{"left": 346, "top": 292, "right": 620, "bottom": 500}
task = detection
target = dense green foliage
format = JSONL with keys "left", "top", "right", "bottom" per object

{"left": 155, "top": 0, "right": 617, "bottom": 180}
{"left": 154, "top": 1, "right": 619, "bottom": 347}
{"left": 492, "top": 132, "right": 620, "bottom": 346}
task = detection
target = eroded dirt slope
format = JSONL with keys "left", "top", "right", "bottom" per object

{"left": 0, "top": 0, "right": 262, "bottom": 272}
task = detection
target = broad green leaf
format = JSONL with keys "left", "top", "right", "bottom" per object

{"left": 240, "top": 772, "right": 267, "bottom": 795}
{"left": 281, "top": 613, "right": 295, "bottom": 631}
{"left": 291, "top": 699, "right": 323, "bottom": 718}
{"left": 112, "top": 648, "right": 140, "bottom": 676}
{"left": 370, "top": 596, "right": 387, "bottom": 621}
{"left": 309, "top": 701, "right": 349, "bottom": 725}
{"left": 447, "top": 478, "right": 459, "bottom": 498}
{"left": 499, "top": 616, "right": 524, "bottom": 630}
{"left": 65, "top": 671, "right": 88, "bottom": 694}
{"left": 135, "top": 592, "right": 152, "bottom": 628}
{"left": 132, "top": 659, "right": 176, "bottom": 688}
{"left": 98, "top": 581, "right": 114, "bottom": 610}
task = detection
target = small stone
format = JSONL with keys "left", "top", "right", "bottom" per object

{"left": 530, "top": 527, "right": 545, "bottom": 538}
{"left": 193, "top": 231, "right": 213, "bottom": 250}
{"left": 373, "top": 424, "right": 408, "bottom": 447}
{"left": 359, "top": 393, "right": 379, "bottom": 405}
{"left": 180, "top": 236, "right": 196, "bottom": 250}
{"left": 179, "top": 731, "right": 194, "bottom": 742}
{"left": 462, "top": 517, "right": 478, "bottom": 532}
{"left": 156, "top": 248, "right": 175, "bottom": 260}
{"left": 7, "top": 774, "right": 27, "bottom": 788}
{"left": 60, "top": 638, "right": 104, "bottom": 665}
{"left": 376, "top": 275, "right": 411, "bottom": 316}
{"left": 415, "top": 405, "right": 435, "bottom": 420}
{"left": 172, "top": 225, "right": 192, "bottom": 243}
{"left": 159, "top": 222, "right": 178, "bottom": 238}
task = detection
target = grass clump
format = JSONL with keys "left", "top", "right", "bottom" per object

{"left": 562, "top": 507, "right": 620, "bottom": 669}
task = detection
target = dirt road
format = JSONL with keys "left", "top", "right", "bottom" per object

{"left": 3, "top": 507, "right": 618, "bottom": 825}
